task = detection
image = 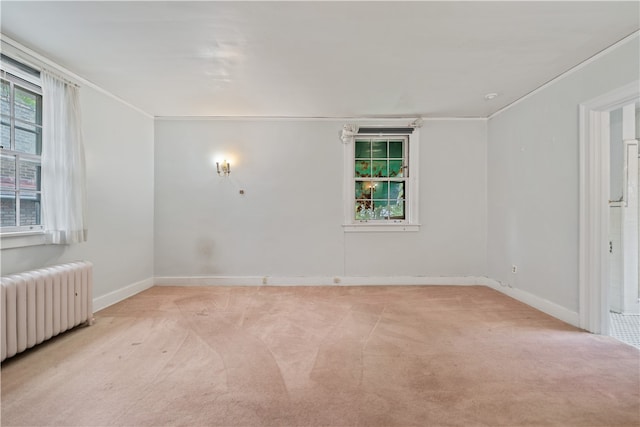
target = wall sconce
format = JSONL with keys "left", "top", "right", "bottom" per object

{"left": 216, "top": 160, "right": 231, "bottom": 177}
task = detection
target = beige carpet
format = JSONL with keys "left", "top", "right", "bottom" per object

{"left": 1, "top": 285, "right": 639, "bottom": 426}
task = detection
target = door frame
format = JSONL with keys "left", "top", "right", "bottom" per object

{"left": 579, "top": 81, "right": 639, "bottom": 334}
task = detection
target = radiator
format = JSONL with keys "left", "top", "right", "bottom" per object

{"left": 1, "top": 261, "right": 93, "bottom": 362}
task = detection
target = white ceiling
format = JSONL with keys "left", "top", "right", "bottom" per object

{"left": 1, "top": 1, "right": 638, "bottom": 118}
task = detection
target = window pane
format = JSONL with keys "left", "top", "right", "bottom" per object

{"left": 372, "top": 181, "right": 388, "bottom": 199}
{"left": 355, "top": 181, "right": 373, "bottom": 199}
{"left": 355, "top": 200, "right": 373, "bottom": 220}
{"left": 389, "top": 140, "right": 403, "bottom": 158}
{"left": 373, "top": 200, "right": 390, "bottom": 219}
{"left": 14, "top": 87, "right": 42, "bottom": 125}
{"left": 355, "top": 160, "right": 371, "bottom": 177}
{"left": 19, "top": 158, "right": 41, "bottom": 191}
{"left": 0, "top": 154, "right": 16, "bottom": 189}
{"left": 15, "top": 123, "right": 42, "bottom": 155}
{"left": 372, "top": 160, "right": 387, "bottom": 178}
{"left": 371, "top": 140, "right": 387, "bottom": 158}
{"left": 19, "top": 191, "right": 41, "bottom": 226}
{"left": 389, "top": 160, "right": 403, "bottom": 177}
{"left": 355, "top": 140, "right": 370, "bottom": 158}
{"left": 1, "top": 121, "right": 9, "bottom": 150}
{"left": 0, "top": 191, "right": 16, "bottom": 227}
{"left": 1, "top": 80, "right": 9, "bottom": 117}
{"left": 389, "top": 181, "right": 405, "bottom": 200}
{"left": 389, "top": 199, "right": 405, "bottom": 219}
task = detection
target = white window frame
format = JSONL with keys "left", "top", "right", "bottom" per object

{"left": 1, "top": 56, "right": 45, "bottom": 238}
{"left": 343, "top": 126, "right": 420, "bottom": 232}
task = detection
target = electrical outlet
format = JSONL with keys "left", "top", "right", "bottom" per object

{"left": 262, "top": 276, "right": 268, "bottom": 285}
{"left": 511, "top": 265, "right": 518, "bottom": 274}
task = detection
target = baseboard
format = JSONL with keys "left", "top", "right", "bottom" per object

{"left": 154, "top": 275, "right": 487, "bottom": 287}
{"left": 93, "top": 277, "right": 154, "bottom": 312}
{"left": 154, "top": 275, "right": 580, "bottom": 327}
{"left": 479, "top": 277, "right": 580, "bottom": 328}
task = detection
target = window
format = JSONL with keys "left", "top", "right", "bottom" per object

{"left": 355, "top": 137, "right": 407, "bottom": 220}
{"left": 343, "top": 125, "right": 420, "bottom": 232}
{"left": 1, "top": 56, "right": 43, "bottom": 233}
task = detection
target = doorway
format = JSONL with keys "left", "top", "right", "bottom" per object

{"left": 579, "top": 81, "right": 639, "bottom": 337}
{"left": 607, "top": 102, "right": 640, "bottom": 348}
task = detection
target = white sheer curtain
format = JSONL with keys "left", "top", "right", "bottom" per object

{"left": 41, "top": 70, "right": 88, "bottom": 244}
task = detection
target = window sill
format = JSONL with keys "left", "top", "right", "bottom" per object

{"left": 1, "top": 231, "right": 47, "bottom": 249}
{"left": 343, "top": 223, "right": 421, "bottom": 232}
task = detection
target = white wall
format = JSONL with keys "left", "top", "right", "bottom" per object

{"left": 345, "top": 120, "right": 487, "bottom": 277}
{"left": 487, "top": 36, "right": 640, "bottom": 313}
{"left": 610, "top": 108, "right": 624, "bottom": 200}
{"left": 0, "top": 86, "right": 155, "bottom": 304}
{"left": 154, "top": 119, "right": 487, "bottom": 280}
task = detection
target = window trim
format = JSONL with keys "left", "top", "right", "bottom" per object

{"left": 343, "top": 126, "right": 420, "bottom": 232}
{"left": 0, "top": 230, "right": 46, "bottom": 249}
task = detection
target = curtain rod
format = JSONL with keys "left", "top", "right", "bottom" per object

{"left": 41, "top": 68, "right": 80, "bottom": 89}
